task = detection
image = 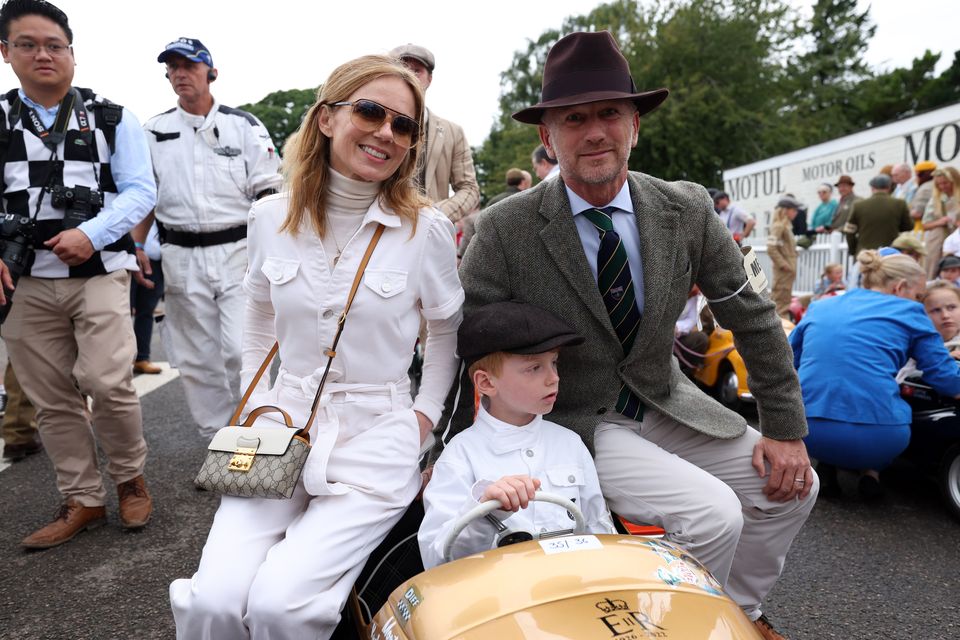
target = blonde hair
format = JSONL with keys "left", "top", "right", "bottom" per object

{"left": 821, "top": 263, "right": 843, "bottom": 278}
{"left": 858, "top": 249, "right": 925, "bottom": 290}
{"left": 280, "top": 55, "right": 427, "bottom": 237}
{"left": 769, "top": 206, "right": 795, "bottom": 238}
{"left": 923, "top": 280, "right": 960, "bottom": 304}
{"left": 930, "top": 166, "right": 960, "bottom": 219}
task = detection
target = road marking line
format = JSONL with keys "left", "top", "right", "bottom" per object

{"left": 0, "top": 362, "right": 180, "bottom": 472}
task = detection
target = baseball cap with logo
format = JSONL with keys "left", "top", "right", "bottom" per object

{"left": 157, "top": 37, "right": 213, "bottom": 68}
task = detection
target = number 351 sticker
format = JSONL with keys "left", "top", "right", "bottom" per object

{"left": 539, "top": 535, "right": 603, "bottom": 555}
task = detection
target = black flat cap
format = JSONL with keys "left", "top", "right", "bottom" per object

{"left": 458, "top": 301, "right": 584, "bottom": 367}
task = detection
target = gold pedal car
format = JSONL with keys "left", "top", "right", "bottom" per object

{"left": 356, "top": 493, "right": 762, "bottom": 639}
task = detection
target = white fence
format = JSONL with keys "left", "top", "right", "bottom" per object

{"left": 745, "top": 232, "right": 849, "bottom": 296}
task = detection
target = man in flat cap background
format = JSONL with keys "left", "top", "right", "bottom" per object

{"left": 843, "top": 174, "right": 912, "bottom": 258}
{"left": 133, "top": 37, "right": 281, "bottom": 438}
{"left": 390, "top": 43, "right": 479, "bottom": 224}
{"left": 439, "top": 30, "right": 816, "bottom": 640}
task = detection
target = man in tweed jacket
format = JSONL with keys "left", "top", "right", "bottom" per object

{"left": 440, "top": 31, "right": 816, "bottom": 639}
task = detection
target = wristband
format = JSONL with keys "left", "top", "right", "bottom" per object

{"left": 134, "top": 242, "right": 145, "bottom": 249}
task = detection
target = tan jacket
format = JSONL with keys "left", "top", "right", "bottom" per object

{"left": 766, "top": 222, "right": 797, "bottom": 272}
{"left": 420, "top": 110, "right": 479, "bottom": 222}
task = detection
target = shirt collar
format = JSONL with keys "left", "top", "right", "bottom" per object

{"left": 177, "top": 99, "right": 220, "bottom": 131}
{"left": 475, "top": 401, "right": 543, "bottom": 454}
{"left": 567, "top": 180, "right": 633, "bottom": 217}
{"left": 362, "top": 196, "right": 404, "bottom": 229}
{"left": 18, "top": 89, "right": 62, "bottom": 116}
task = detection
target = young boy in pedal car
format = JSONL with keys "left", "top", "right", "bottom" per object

{"left": 419, "top": 301, "right": 614, "bottom": 568}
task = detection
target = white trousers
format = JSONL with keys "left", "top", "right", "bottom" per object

{"left": 170, "top": 383, "right": 422, "bottom": 640}
{"left": 161, "top": 241, "right": 245, "bottom": 436}
{"left": 594, "top": 409, "right": 818, "bottom": 621}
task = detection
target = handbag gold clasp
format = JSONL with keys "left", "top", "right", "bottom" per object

{"left": 228, "top": 447, "right": 257, "bottom": 472}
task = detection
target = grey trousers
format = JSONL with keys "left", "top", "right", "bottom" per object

{"left": 594, "top": 409, "right": 818, "bottom": 620}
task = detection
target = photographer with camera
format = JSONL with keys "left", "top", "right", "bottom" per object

{"left": 0, "top": 0, "right": 157, "bottom": 549}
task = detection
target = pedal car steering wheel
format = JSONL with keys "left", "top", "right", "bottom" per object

{"left": 442, "top": 491, "right": 587, "bottom": 562}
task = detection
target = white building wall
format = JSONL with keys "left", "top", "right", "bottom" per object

{"left": 723, "top": 102, "right": 960, "bottom": 237}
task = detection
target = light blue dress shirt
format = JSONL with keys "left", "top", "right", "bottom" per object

{"left": 567, "top": 181, "right": 645, "bottom": 314}
{"left": 17, "top": 90, "right": 156, "bottom": 250}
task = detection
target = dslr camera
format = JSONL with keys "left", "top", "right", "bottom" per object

{"left": 50, "top": 184, "right": 103, "bottom": 229}
{"left": 0, "top": 213, "right": 37, "bottom": 324}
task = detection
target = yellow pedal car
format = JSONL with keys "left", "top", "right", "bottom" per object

{"left": 694, "top": 318, "right": 794, "bottom": 409}
{"left": 355, "top": 493, "right": 762, "bottom": 640}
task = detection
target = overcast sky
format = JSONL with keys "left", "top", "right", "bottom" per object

{"left": 0, "top": 0, "right": 955, "bottom": 147}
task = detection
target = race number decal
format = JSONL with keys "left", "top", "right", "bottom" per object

{"left": 539, "top": 535, "right": 603, "bottom": 554}
{"left": 742, "top": 246, "right": 768, "bottom": 293}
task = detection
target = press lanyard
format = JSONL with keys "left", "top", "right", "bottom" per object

{"left": 19, "top": 90, "right": 77, "bottom": 152}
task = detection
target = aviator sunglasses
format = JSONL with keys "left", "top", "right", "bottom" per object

{"left": 329, "top": 99, "right": 420, "bottom": 149}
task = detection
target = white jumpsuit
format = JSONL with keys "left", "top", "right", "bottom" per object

{"left": 420, "top": 403, "right": 615, "bottom": 569}
{"left": 170, "top": 187, "right": 463, "bottom": 639}
{"left": 144, "top": 101, "right": 282, "bottom": 436}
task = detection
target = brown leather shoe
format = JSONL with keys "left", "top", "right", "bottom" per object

{"left": 754, "top": 614, "right": 788, "bottom": 640}
{"left": 117, "top": 475, "right": 153, "bottom": 529}
{"left": 3, "top": 439, "right": 43, "bottom": 462}
{"left": 133, "top": 360, "right": 162, "bottom": 375}
{"left": 21, "top": 501, "right": 106, "bottom": 549}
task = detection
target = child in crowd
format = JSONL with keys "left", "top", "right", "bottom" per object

{"left": 938, "top": 255, "right": 960, "bottom": 286}
{"left": 812, "top": 263, "right": 846, "bottom": 300}
{"left": 419, "top": 301, "right": 614, "bottom": 568}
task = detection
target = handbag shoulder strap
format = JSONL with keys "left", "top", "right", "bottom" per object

{"left": 305, "top": 223, "right": 385, "bottom": 429}
{"left": 228, "top": 223, "right": 386, "bottom": 430}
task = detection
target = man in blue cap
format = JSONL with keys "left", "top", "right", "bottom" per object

{"left": 133, "top": 37, "right": 281, "bottom": 438}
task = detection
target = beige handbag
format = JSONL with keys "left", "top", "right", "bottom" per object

{"left": 194, "top": 224, "right": 386, "bottom": 499}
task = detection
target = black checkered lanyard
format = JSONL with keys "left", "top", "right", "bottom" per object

{"left": 15, "top": 88, "right": 101, "bottom": 218}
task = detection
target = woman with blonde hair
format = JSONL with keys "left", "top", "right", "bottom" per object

{"left": 170, "top": 55, "right": 464, "bottom": 639}
{"left": 766, "top": 195, "right": 800, "bottom": 318}
{"left": 791, "top": 250, "right": 960, "bottom": 500}
{"left": 921, "top": 166, "right": 960, "bottom": 279}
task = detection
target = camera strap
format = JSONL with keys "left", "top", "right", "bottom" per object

{"left": 17, "top": 91, "right": 76, "bottom": 153}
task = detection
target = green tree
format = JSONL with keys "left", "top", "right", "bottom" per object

{"left": 787, "top": 0, "right": 876, "bottom": 142}
{"left": 475, "top": 0, "right": 800, "bottom": 191}
{"left": 239, "top": 87, "right": 317, "bottom": 155}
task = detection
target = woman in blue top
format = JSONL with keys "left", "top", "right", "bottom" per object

{"left": 790, "top": 250, "right": 960, "bottom": 499}
{"left": 811, "top": 183, "right": 839, "bottom": 232}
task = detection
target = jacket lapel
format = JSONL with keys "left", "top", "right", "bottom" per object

{"left": 625, "top": 173, "right": 682, "bottom": 361}
{"left": 537, "top": 179, "right": 619, "bottom": 342}
{"left": 423, "top": 110, "right": 443, "bottom": 186}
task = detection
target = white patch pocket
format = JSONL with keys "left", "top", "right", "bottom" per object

{"left": 261, "top": 257, "right": 300, "bottom": 285}
{"left": 363, "top": 268, "right": 408, "bottom": 299}
{"left": 546, "top": 465, "right": 585, "bottom": 489}
{"left": 546, "top": 465, "right": 585, "bottom": 521}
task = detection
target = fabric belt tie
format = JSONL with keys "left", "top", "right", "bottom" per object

{"left": 161, "top": 224, "right": 247, "bottom": 248}
{"left": 581, "top": 206, "right": 645, "bottom": 422}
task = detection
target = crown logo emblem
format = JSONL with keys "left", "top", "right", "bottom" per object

{"left": 595, "top": 598, "right": 629, "bottom": 614}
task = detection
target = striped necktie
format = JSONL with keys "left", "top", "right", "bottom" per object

{"left": 580, "top": 207, "right": 645, "bottom": 421}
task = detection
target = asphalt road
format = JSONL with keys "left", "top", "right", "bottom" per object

{"left": 1, "top": 372, "right": 959, "bottom": 638}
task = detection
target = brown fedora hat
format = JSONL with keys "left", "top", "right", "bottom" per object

{"left": 512, "top": 31, "right": 668, "bottom": 125}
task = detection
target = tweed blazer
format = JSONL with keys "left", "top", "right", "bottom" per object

{"left": 444, "top": 172, "right": 807, "bottom": 453}
{"left": 420, "top": 109, "right": 480, "bottom": 223}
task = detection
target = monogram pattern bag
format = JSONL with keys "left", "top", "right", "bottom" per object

{"left": 194, "top": 224, "right": 386, "bottom": 499}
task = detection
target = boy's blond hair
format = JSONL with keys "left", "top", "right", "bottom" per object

{"left": 468, "top": 352, "right": 507, "bottom": 381}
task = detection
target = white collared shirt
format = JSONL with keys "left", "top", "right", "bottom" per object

{"left": 419, "top": 403, "right": 614, "bottom": 569}
{"left": 567, "top": 180, "right": 645, "bottom": 314}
